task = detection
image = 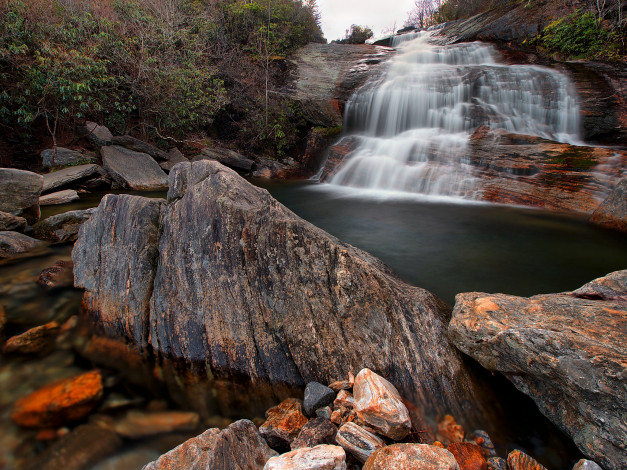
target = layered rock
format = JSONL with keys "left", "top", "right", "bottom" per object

{"left": 41, "top": 147, "right": 96, "bottom": 168}
{"left": 73, "top": 160, "right": 497, "bottom": 427}
{"left": 0, "top": 168, "right": 43, "bottom": 224}
{"left": 34, "top": 208, "right": 96, "bottom": 243}
{"left": 363, "top": 444, "right": 460, "bottom": 470}
{"left": 449, "top": 270, "right": 627, "bottom": 470}
{"left": 590, "top": 178, "right": 627, "bottom": 232}
{"left": 335, "top": 422, "right": 386, "bottom": 463}
{"left": 0, "top": 211, "right": 27, "bottom": 232}
{"left": 110, "top": 135, "right": 168, "bottom": 161}
{"left": 101, "top": 146, "right": 168, "bottom": 190}
{"left": 42, "top": 164, "right": 104, "bottom": 193}
{"left": 143, "top": 420, "right": 277, "bottom": 470}
{"left": 39, "top": 189, "right": 80, "bottom": 206}
{"left": 264, "top": 445, "right": 346, "bottom": 470}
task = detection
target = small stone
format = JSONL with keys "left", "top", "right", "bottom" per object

{"left": 304, "top": 382, "right": 336, "bottom": 416}
{"left": 437, "top": 415, "right": 465, "bottom": 445}
{"left": 37, "top": 261, "right": 74, "bottom": 290}
{"left": 333, "top": 390, "right": 354, "bottom": 409}
{"left": 3, "top": 321, "right": 60, "bottom": 355}
{"left": 487, "top": 457, "right": 506, "bottom": 470}
{"left": 335, "top": 422, "right": 386, "bottom": 463}
{"left": 264, "top": 444, "right": 346, "bottom": 470}
{"left": 363, "top": 444, "right": 460, "bottom": 470}
{"left": 447, "top": 442, "right": 488, "bottom": 470}
{"left": 330, "top": 410, "right": 342, "bottom": 425}
{"left": 39, "top": 189, "right": 80, "bottom": 206}
{"left": 112, "top": 410, "right": 199, "bottom": 439}
{"left": 0, "top": 211, "right": 27, "bottom": 232}
{"left": 353, "top": 368, "right": 411, "bottom": 440}
{"left": 506, "top": 450, "right": 547, "bottom": 470}
{"left": 291, "top": 417, "right": 338, "bottom": 450}
{"left": 316, "top": 406, "right": 333, "bottom": 420}
{"left": 466, "top": 430, "right": 496, "bottom": 458}
{"left": 83, "top": 121, "right": 113, "bottom": 146}
{"left": 572, "top": 459, "right": 603, "bottom": 470}
{"left": 11, "top": 370, "right": 103, "bottom": 428}
{"left": 328, "top": 380, "right": 351, "bottom": 392}
{"left": 259, "top": 398, "right": 309, "bottom": 450}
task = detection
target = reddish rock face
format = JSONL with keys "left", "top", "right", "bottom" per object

{"left": 506, "top": 450, "right": 547, "bottom": 470}
{"left": 363, "top": 444, "right": 461, "bottom": 470}
{"left": 353, "top": 368, "right": 411, "bottom": 441}
{"left": 11, "top": 370, "right": 103, "bottom": 428}
{"left": 447, "top": 442, "right": 488, "bottom": 470}
{"left": 259, "top": 398, "right": 309, "bottom": 450}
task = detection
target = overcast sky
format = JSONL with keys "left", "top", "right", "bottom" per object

{"left": 316, "top": 0, "right": 416, "bottom": 41}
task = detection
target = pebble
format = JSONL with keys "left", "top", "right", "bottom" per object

{"left": 466, "top": 430, "right": 497, "bottom": 458}
{"left": 316, "top": 406, "right": 333, "bottom": 420}
{"left": 488, "top": 457, "right": 507, "bottom": 470}
{"left": 335, "top": 421, "right": 386, "bottom": 463}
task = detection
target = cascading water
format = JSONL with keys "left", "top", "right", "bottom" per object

{"left": 328, "top": 31, "right": 581, "bottom": 197}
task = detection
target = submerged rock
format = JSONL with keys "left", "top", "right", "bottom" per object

{"left": 449, "top": 270, "right": 627, "bottom": 470}
{"left": 34, "top": 209, "right": 96, "bottom": 243}
{"left": 0, "top": 231, "right": 45, "bottom": 259}
{"left": 73, "top": 160, "right": 497, "bottom": 427}
{"left": 144, "top": 419, "right": 277, "bottom": 470}
{"left": 437, "top": 415, "right": 465, "bottom": 445}
{"left": 335, "top": 422, "right": 386, "bottom": 463}
{"left": 0, "top": 168, "right": 43, "bottom": 224}
{"left": 101, "top": 146, "right": 168, "bottom": 190}
{"left": 590, "top": 178, "right": 627, "bottom": 232}
{"left": 363, "top": 443, "right": 461, "bottom": 470}
{"left": 264, "top": 444, "right": 346, "bottom": 470}
{"left": 37, "top": 261, "right": 74, "bottom": 290}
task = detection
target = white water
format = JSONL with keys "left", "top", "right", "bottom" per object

{"left": 329, "top": 31, "right": 581, "bottom": 197}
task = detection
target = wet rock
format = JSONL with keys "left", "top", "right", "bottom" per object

{"left": 0, "top": 231, "right": 45, "bottom": 259}
{"left": 333, "top": 390, "right": 354, "bottom": 409}
{"left": 33, "top": 208, "right": 96, "bottom": 243}
{"left": 466, "top": 430, "right": 496, "bottom": 458}
{"left": 0, "top": 168, "right": 43, "bottom": 224}
{"left": 590, "top": 178, "right": 627, "bottom": 232}
{"left": 259, "top": 398, "right": 309, "bottom": 450}
{"left": 3, "top": 321, "right": 60, "bottom": 355}
{"left": 487, "top": 457, "right": 506, "bottom": 470}
{"left": 37, "top": 260, "right": 74, "bottom": 290}
{"left": 111, "top": 135, "right": 168, "bottom": 161}
{"left": 27, "top": 424, "right": 121, "bottom": 470}
{"left": 353, "top": 368, "right": 411, "bottom": 440}
{"left": 11, "top": 370, "right": 103, "bottom": 428}
{"left": 196, "top": 147, "right": 255, "bottom": 172}
{"left": 159, "top": 147, "right": 188, "bottom": 172}
{"left": 450, "top": 270, "right": 627, "bottom": 470}
{"left": 335, "top": 422, "right": 385, "bottom": 463}
{"left": 73, "top": 160, "right": 499, "bottom": 428}
{"left": 304, "top": 382, "right": 336, "bottom": 416}
{"left": 41, "top": 147, "right": 96, "bottom": 168}
{"left": 363, "top": 443, "right": 460, "bottom": 470}
{"left": 446, "top": 442, "right": 488, "bottom": 470}
{"left": 437, "top": 415, "right": 465, "bottom": 445}
{"left": 572, "top": 459, "right": 603, "bottom": 470}
{"left": 0, "top": 211, "right": 27, "bottom": 232}
{"left": 82, "top": 121, "right": 112, "bottom": 146}
{"left": 506, "top": 450, "right": 547, "bottom": 470}
{"left": 291, "top": 417, "right": 338, "bottom": 450}
{"left": 264, "top": 444, "right": 346, "bottom": 470}
{"left": 101, "top": 146, "right": 168, "bottom": 190}
{"left": 111, "top": 410, "right": 199, "bottom": 439}
{"left": 39, "top": 189, "right": 80, "bottom": 206}
{"left": 42, "top": 164, "right": 104, "bottom": 193}
{"left": 144, "top": 419, "right": 277, "bottom": 470}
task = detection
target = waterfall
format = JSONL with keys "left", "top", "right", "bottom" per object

{"left": 328, "top": 31, "right": 581, "bottom": 197}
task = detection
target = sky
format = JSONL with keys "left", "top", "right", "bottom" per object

{"left": 316, "top": 0, "right": 417, "bottom": 42}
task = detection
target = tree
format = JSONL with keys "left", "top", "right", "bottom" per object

{"left": 405, "top": 0, "right": 442, "bottom": 28}
{"left": 342, "top": 24, "right": 373, "bottom": 44}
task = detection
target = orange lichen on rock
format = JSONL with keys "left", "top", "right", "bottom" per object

{"left": 11, "top": 370, "right": 103, "bottom": 428}
{"left": 447, "top": 442, "right": 489, "bottom": 470}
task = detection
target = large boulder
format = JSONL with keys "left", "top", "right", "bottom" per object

{"left": 143, "top": 420, "right": 277, "bottom": 470}
{"left": 195, "top": 147, "right": 255, "bottom": 172}
{"left": 0, "top": 168, "right": 43, "bottom": 224}
{"left": 590, "top": 178, "right": 627, "bottom": 232}
{"left": 42, "top": 164, "right": 104, "bottom": 194}
{"left": 40, "top": 147, "right": 96, "bottom": 168}
{"left": 111, "top": 135, "right": 169, "bottom": 161}
{"left": 101, "top": 146, "right": 168, "bottom": 190}
{"left": 449, "top": 270, "right": 627, "bottom": 470}
{"left": 72, "top": 160, "right": 496, "bottom": 428}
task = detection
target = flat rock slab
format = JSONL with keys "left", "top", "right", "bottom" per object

{"left": 101, "top": 146, "right": 168, "bottom": 190}
{"left": 449, "top": 270, "right": 627, "bottom": 470}
{"left": 0, "top": 168, "right": 43, "bottom": 224}
{"left": 111, "top": 135, "right": 168, "bottom": 161}
{"left": 34, "top": 208, "right": 96, "bottom": 243}
{"left": 41, "top": 147, "right": 96, "bottom": 168}
{"left": 39, "top": 189, "right": 79, "bottom": 206}
{"left": 43, "top": 164, "right": 104, "bottom": 193}
{"left": 197, "top": 147, "right": 254, "bottom": 171}
{"left": 0, "top": 231, "right": 45, "bottom": 259}
{"left": 144, "top": 419, "right": 277, "bottom": 470}
{"left": 0, "top": 211, "right": 27, "bottom": 232}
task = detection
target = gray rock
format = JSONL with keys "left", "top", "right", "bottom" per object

{"left": 0, "top": 231, "right": 45, "bottom": 259}
{"left": 335, "top": 422, "right": 385, "bottom": 463}
{"left": 196, "top": 147, "right": 254, "bottom": 172}
{"left": 83, "top": 121, "right": 112, "bottom": 146}
{"left": 41, "top": 147, "right": 96, "bottom": 168}
{"left": 0, "top": 168, "right": 43, "bottom": 224}
{"left": 466, "top": 429, "right": 496, "bottom": 458}
{"left": 573, "top": 459, "right": 603, "bottom": 470}
{"left": 34, "top": 209, "right": 96, "bottom": 243}
{"left": 143, "top": 419, "right": 277, "bottom": 470}
{"left": 39, "top": 189, "right": 80, "bottom": 206}
{"left": 449, "top": 271, "right": 627, "bottom": 470}
{"left": 291, "top": 418, "right": 338, "bottom": 450}
{"left": 487, "top": 456, "right": 506, "bottom": 470}
{"left": 73, "top": 195, "right": 164, "bottom": 348}
{"left": 590, "top": 178, "right": 627, "bottom": 232}
{"left": 101, "top": 146, "right": 168, "bottom": 190}
{"left": 304, "top": 382, "right": 336, "bottom": 417}
{"left": 42, "top": 164, "right": 104, "bottom": 193}
{"left": 111, "top": 135, "right": 169, "bottom": 161}
{"left": 159, "top": 147, "right": 188, "bottom": 172}
{"left": 264, "top": 445, "right": 346, "bottom": 470}
{"left": 0, "top": 211, "right": 27, "bottom": 232}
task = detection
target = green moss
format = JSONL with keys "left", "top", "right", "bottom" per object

{"left": 549, "top": 146, "right": 597, "bottom": 171}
